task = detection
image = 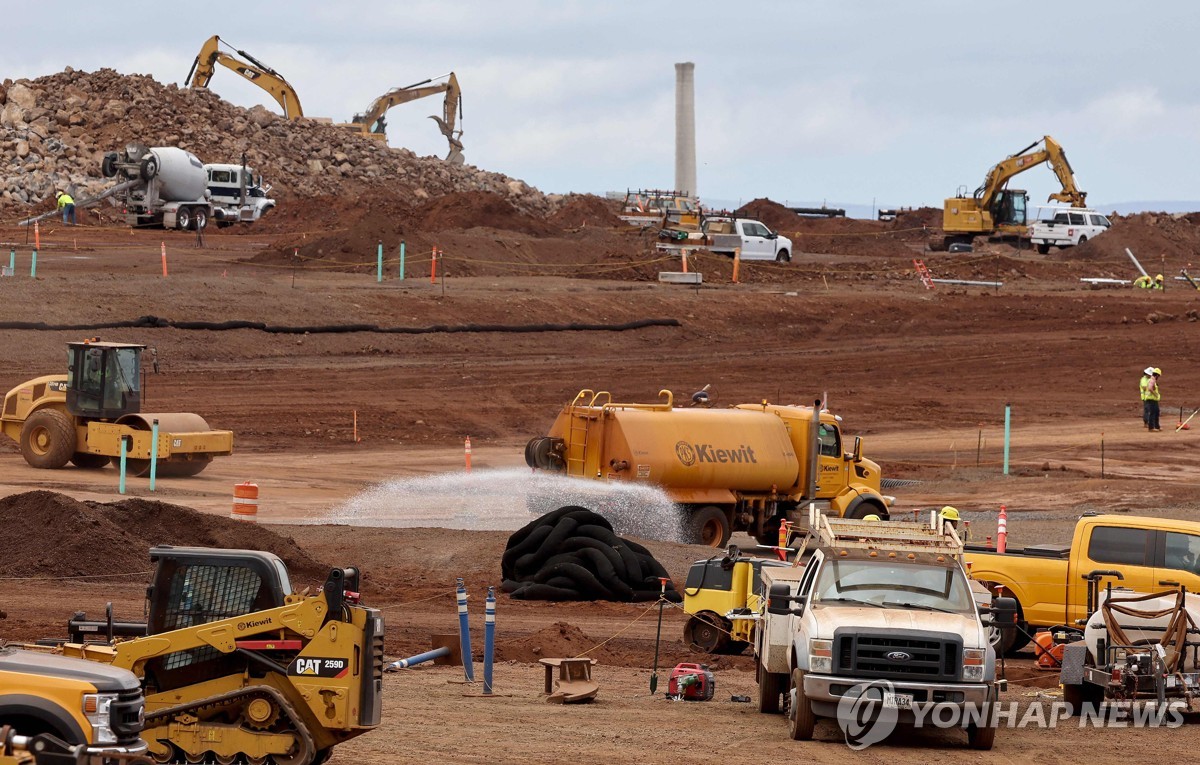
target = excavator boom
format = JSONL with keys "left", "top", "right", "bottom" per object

{"left": 185, "top": 35, "right": 304, "bottom": 120}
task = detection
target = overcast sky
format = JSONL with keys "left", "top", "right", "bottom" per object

{"left": 3, "top": 2, "right": 1197, "bottom": 210}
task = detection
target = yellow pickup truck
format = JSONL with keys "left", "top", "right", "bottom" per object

{"left": 964, "top": 514, "right": 1200, "bottom": 652}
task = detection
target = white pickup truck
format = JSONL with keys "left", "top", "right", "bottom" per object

{"left": 703, "top": 218, "right": 793, "bottom": 262}
{"left": 755, "top": 513, "right": 1001, "bottom": 749}
{"left": 1029, "top": 208, "right": 1111, "bottom": 254}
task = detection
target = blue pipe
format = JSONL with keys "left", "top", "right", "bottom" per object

{"left": 376, "top": 241, "right": 383, "bottom": 283}
{"left": 399, "top": 241, "right": 406, "bottom": 280}
{"left": 387, "top": 646, "right": 450, "bottom": 670}
{"left": 484, "top": 586, "right": 496, "bottom": 695}
{"left": 30, "top": 249, "right": 37, "bottom": 278}
{"left": 118, "top": 437, "right": 128, "bottom": 495}
{"left": 457, "top": 578, "right": 474, "bottom": 682}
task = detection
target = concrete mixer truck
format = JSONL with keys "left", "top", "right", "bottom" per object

{"left": 525, "top": 388, "right": 893, "bottom": 547}
{"left": 18, "top": 144, "right": 274, "bottom": 230}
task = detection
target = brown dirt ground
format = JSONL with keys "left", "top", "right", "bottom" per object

{"left": 3, "top": 208, "right": 1200, "bottom": 759}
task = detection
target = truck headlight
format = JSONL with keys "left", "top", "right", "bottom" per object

{"left": 809, "top": 639, "right": 833, "bottom": 674}
{"left": 83, "top": 693, "right": 118, "bottom": 745}
{"left": 962, "top": 649, "right": 986, "bottom": 682}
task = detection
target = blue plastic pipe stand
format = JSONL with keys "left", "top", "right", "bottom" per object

{"left": 483, "top": 586, "right": 496, "bottom": 695}
{"left": 457, "top": 578, "right": 474, "bottom": 682}
{"left": 7, "top": 248, "right": 13, "bottom": 273}
{"left": 149, "top": 418, "right": 159, "bottom": 491}
{"left": 399, "top": 241, "right": 406, "bottom": 280}
{"left": 118, "top": 438, "right": 128, "bottom": 495}
{"left": 386, "top": 646, "right": 450, "bottom": 670}
{"left": 30, "top": 250, "right": 37, "bottom": 278}
{"left": 376, "top": 241, "right": 383, "bottom": 283}
{"left": 1003, "top": 403, "right": 1011, "bottom": 476}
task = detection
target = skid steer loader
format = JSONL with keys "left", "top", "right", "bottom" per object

{"left": 43, "top": 546, "right": 384, "bottom": 765}
{"left": 0, "top": 341, "right": 232, "bottom": 477}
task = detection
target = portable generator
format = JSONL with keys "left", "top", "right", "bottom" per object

{"left": 667, "top": 663, "right": 715, "bottom": 701}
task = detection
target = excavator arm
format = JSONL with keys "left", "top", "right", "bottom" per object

{"left": 974, "top": 135, "right": 1085, "bottom": 207}
{"left": 350, "top": 73, "right": 464, "bottom": 163}
{"left": 185, "top": 35, "right": 304, "bottom": 120}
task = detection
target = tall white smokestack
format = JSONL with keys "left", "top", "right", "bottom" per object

{"left": 674, "top": 62, "right": 696, "bottom": 198}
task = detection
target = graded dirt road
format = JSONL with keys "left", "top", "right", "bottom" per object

{"left": 2, "top": 220, "right": 1200, "bottom": 760}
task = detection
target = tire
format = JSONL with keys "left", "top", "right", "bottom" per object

{"left": 20, "top": 409, "right": 76, "bottom": 469}
{"left": 684, "top": 612, "right": 730, "bottom": 654}
{"left": 1036, "top": 243, "right": 1050, "bottom": 255}
{"left": 1078, "top": 235, "right": 1088, "bottom": 245}
{"left": 844, "top": 500, "right": 886, "bottom": 520}
{"left": 787, "top": 668, "right": 816, "bottom": 740}
{"left": 757, "top": 662, "right": 786, "bottom": 714}
{"left": 139, "top": 155, "right": 158, "bottom": 181}
{"left": 688, "top": 505, "right": 731, "bottom": 547}
{"left": 101, "top": 153, "right": 117, "bottom": 178}
{"left": 192, "top": 207, "right": 208, "bottom": 231}
{"left": 966, "top": 702, "right": 996, "bottom": 750}
{"left": 176, "top": 206, "right": 192, "bottom": 231}
{"left": 70, "top": 452, "right": 109, "bottom": 469}
{"left": 990, "top": 588, "right": 1032, "bottom": 655}
{"left": 775, "top": 249, "right": 791, "bottom": 263}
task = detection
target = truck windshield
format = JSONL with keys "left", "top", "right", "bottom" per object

{"left": 812, "top": 560, "right": 974, "bottom": 614}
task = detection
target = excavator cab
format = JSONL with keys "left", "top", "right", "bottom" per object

{"left": 991, "top": 189, "right": 1028, "bottom": 228}
{"left": 64, "top": 341, "right": 142, "bottom": 420}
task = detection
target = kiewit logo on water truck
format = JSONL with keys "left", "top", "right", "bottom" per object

{"left": 674, "top": 441, "right": 758, "bottom": 467}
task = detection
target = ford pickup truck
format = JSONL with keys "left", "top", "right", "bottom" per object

{"left": 756, "top": 514, "right": 999, "bottom": 749}
{"left": 702, "top": 218, "right": 793, "bottom": 262}
{"left": 964, "top": 514, "right": 1200, "bottom": 653}
{"left": 1028, "top": 208, "right": 1110, "bottom": 254}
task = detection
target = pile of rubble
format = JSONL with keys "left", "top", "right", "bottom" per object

{"left": 0, "top": 68, "right": 550, "bottom": 214}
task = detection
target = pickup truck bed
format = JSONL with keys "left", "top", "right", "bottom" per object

{"left": 965, "top": 543, "right": 1070, "bottom": 559}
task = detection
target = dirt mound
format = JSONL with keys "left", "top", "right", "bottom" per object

{"left": 547, "top": 194, "right": 622, "bottom": 229}
{"left": 0, "top": 491, "right": 326, "bottom": 580}
{"left": 732, "top": 198, "right": 919, "bottom": 258}
{"left": 494, "top": 621, "right": 619, "bottom": 664}
{"left": 1069, "top": 212, "right": 1200, "bottom": 266}
{"left": 733, "top": 198, "right": 806, "bottom": 232}
{"left": 417, "top": 191, "right": 555, "bottom": 236}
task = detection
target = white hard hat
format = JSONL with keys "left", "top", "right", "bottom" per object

{"left": 1144, "top": 367, "right": 1155, "bottom": 375}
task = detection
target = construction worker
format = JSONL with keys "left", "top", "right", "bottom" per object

{"left": 1133, "top": 273, "right": 1164, "bottom": 289}
{"left": 1140, "top": 366, "right": 1162, "bottom": 431}
{"left": 938, "top": 506, "right": 968, "bottom": 540}
{"left": 55, "top": 191, "right": 76, "bottom": 225}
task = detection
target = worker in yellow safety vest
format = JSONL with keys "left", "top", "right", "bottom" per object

{"left": 1140, "top": 366, "right": 1162, "bottom": 431}
{"left": 55, "top": 191, "right": 76, "bottom": 225}
{"left": 1134, "top": 273, "right": 1164, "bottom": 289}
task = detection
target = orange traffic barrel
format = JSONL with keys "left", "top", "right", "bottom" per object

{"left": 232, "top": 481, "right": 259, "bottom": 522}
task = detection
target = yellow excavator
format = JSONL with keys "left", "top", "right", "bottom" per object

{"left": 185, "top": 35, "right": 304, "bottom": 120}
{"left": 942, "top": 135, "right": 1086, "bottom": 249}
{"left": 339, "top": 73, "right": 464, "bottom": 163}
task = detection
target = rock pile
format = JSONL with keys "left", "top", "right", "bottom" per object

{"left": 0, "top": 67, "right": 549, "bottom": 213}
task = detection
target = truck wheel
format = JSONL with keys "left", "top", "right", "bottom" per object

{"left": 139, "top": 155, "right": 158, "bottom": 181}
{"left": 1078, "top": 235, "right": 1088, "bottom": 245}
{"left": 845, "top": 500, "right": 887, "bottom": 520}
{"left": 775, "top": 249, "right": 791, "bottom": 263}
{"left": 787, "top": 668, "right": 816, "bottom": 740}
{"left": 176, "top": 207, "right": 192, "bottom": 231}
{"left": 70, "top": 452, "right": 109, "bottom": 469}
{"left": 20, "top": 409, "right": 76, "bottom": 469}
{"left": 688, "top": 506, "right": 731, "bottom": 547}
{"left": 966, "top": 703, "right": 996, "bottom": 750}
{"left": 989, "top": 587, "right": 1032, "bottom": 655}
{"left": 101, "top": 153, "right": 118, "bottom": 178}
{"left": 193, "top": 208, "right": 208, "bottom": 231}
{"left": 1036, "top": 243, "right": 1050, "bottom": 255}
{"left": 757, "top": 662, "right": 786, "bottom": 714}
{"left": 684, "top": 613, "right": 731, "bottom": 654}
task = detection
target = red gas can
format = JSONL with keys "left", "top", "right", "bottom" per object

{"left": 667, "top": 663, "right": 715, "bottom": 701}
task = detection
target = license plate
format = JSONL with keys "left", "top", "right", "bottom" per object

{"left": 883, "top": 692, "right": 914, "bottom": 710}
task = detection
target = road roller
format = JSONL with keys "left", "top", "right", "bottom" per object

{"left": 1, "top": 340, "right": 233, "bottom": 476}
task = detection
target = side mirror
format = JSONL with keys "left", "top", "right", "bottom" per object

{"left": 767, "top": 582, "right": 794, "bottom": 615}
{"left": 989, "top": 596, "right": 1019, "bottom": 630}
{"left": 853, "top": 436, "right": 863, "bottom": 463}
